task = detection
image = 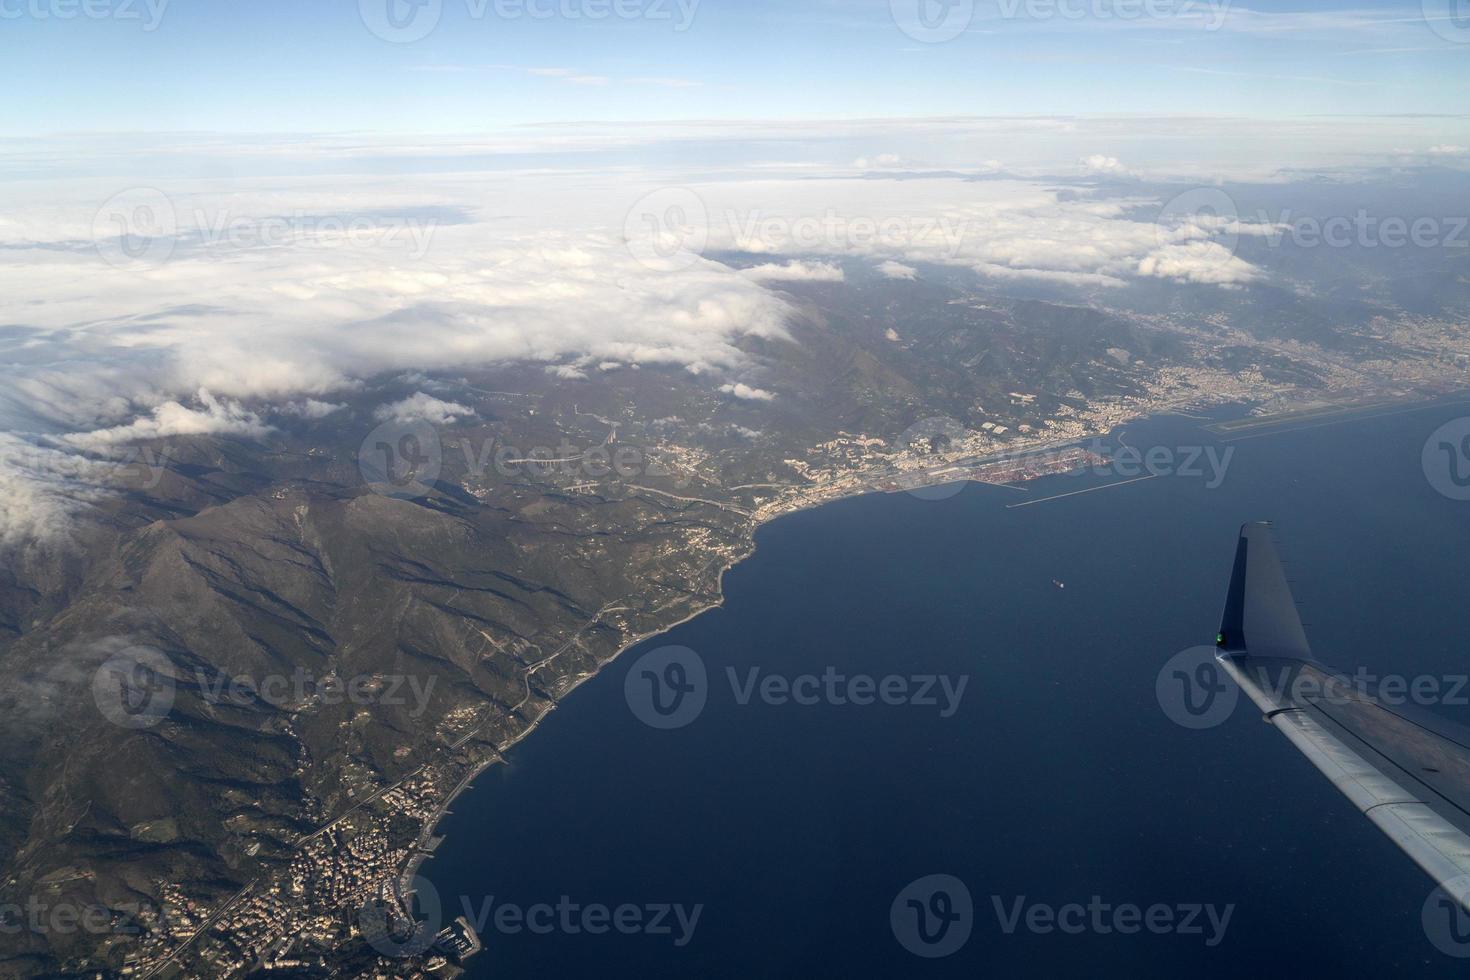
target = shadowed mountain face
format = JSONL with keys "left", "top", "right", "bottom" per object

{"left": 0, "top": 272, "right": 1464, "bottom": 975}
{"left": 0, "top": 447, "right": 754, "bottom": 973}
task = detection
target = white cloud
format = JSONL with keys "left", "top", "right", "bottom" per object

{"left": 876, "top": 260, "right": 918, "bottom": 280}
{"left": 279, "top": 399, "right": 346, "bottom": 419}
{"left": 740, "top": 261, "right": 846, "bottom": 282}
{"left": 1136, "top": 241, "right": 1262, "bottom": 286}
{"left": 63, "top": 389, "right": 271, "bottom": 451}
{"left": 702, "top": 176, "right": 1276, "bottom": 291}
{"left": 373, "top": 393, "right": 475, "bottom": 425}
{"left": 854, "top": 154, "right": 910, "bottom": 170}
{"left": 719, "top": 383, "right": 776, "bottom": 401}
{"left": 0, "top": 435, "right": 112, "bottom": 546}
{"left": 972, "top": 262, "right": 1129, "bottom": 288}
{"left": 0, "top": 165, "right": 1287, "bottom": 544}
{"left": 1081, "top": 155, "right": 1128, "bottom": 175}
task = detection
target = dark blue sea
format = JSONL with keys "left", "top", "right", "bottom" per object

{"left": 425, "top": 400, "right": 1470, "bottom": 978}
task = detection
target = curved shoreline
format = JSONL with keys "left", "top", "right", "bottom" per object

{"left": 395, "top": 424, "right": 1114, "bottom": 900}
{"left": 394, "top": 414, "right": 1165, "bottom": 901}
{"left": 401, "top": 536, "right": 753, "bottom": 900}
{"left": 383, "top": 386, "right": 1470, "bottom": 954}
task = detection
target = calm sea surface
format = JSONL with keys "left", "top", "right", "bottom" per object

{"left": 426, "top": 401, "right": 1470, "bottom": 978}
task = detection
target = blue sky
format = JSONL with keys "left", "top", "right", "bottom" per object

{"left": 3, "top": 0, "right": 1469, "bottom": 134}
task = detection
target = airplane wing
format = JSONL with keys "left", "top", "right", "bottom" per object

{"left": 1215, "top": 522, "right": 1470, "bottom": 909}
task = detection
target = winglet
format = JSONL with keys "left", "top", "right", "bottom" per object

{"left": 1217, "top": 522, "right": 1312, "bottom": 660}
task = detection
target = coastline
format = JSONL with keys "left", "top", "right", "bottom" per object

{"left": 381, "top": 383, "right": 1470, "bottom": 961}
{"left": 396, "top": 412, "right": 1137, "bottom": 899}
{"left": 385, "top": 389, "right": 1470, "bottom": 980}
{"left": 401, "top": 536, "right": 755, "bottom": 899}
{"left": 136, "top": 382, "right": 1470, "bottom": 975}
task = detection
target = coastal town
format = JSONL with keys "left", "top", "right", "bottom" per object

{"left": 113, "top": 769, "right": 484, "bottom": 979}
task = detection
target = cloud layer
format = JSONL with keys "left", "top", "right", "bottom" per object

{"left": 0, "top": 165, "right": 1273, "bottom": 543}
